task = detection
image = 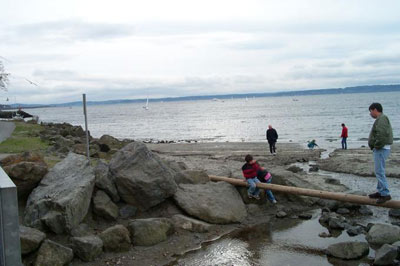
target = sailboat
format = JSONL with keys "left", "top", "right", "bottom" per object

{"left": 143, "top": 97, "right": 149, "bottom": 110}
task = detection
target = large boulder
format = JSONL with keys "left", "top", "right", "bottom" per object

{"left": 94, "top": 160, "right": 120, "bottom": 202}
{"left": 34, "top": 240, "right": 73, "bottom": 266}
{"left": 109, "top": 142, "right": 177, "bottom": 211}
{"left": 374, "top": 244, "right": 398, "bottom": 265}
{"left": 19, "top": 226, "right": 46, "bottom": 255}
{"left": 326, "top": 241, "right": 369, "bottom": 259}
{"left": 24, "top": 153, "right": 95, "bottom": 234}
{"left": 366, "top": 223, "right": 400, "bottom": 246}
{"left": 93, "top": 190, "right": 119, "bottom": 220}
{"left": 0, "top": 152, "right": 48, "bottom": 198}
{"left": 99, "top": 224, "right": 131, "bottom": 252}
{"left": 173, "top": 182, "right": 247, "bottom": 224}
{"left": 70, "top": 235, "right": 103, "bottom": 262}
{"left": 127, "top": 218, "right": 173, "bottom": 246}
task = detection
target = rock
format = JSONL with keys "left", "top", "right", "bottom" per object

{"left": 99, "top": 135, "right": 122, "bottom": 148}
{"left": 19, "top": 226, "right": 46, "bottom": 255}
{"left": 358, "top": 205, "right": 373, "bottom": 215}
{"left": 109, "top": 142, "right": 177, "bottom": 211}
{"left": 391, "top": 241, "right": 400, "bottom": 259}
{"left": 70, "top": 223, "right": 94, "bottom": 237}
{"left": 366, "top": 223, "right": 400, "bottom": 246}
{"left": 298, "top": 213, "right": 312, "bottom": 220}
{"left": 128, "top": 218, "right": 173, "bottom": 246}
{"left": 246, "top": 204, "right": 262, "bottom": 216}
{"left": 119, "top": 205, "right": 138, "bottom": 219}
{"left": 286, "top": 165, "right": 303, "bottom": 173}
{"left": 52, "top": 136, "right": 74, "bottom": 152}
{"left": 99, "top": 224, "right": 131, "bottom": 252}
{"left": 94, "top": 160, "right": 120, "bottom": 202}
{"left": 336, "top": 208, "right": 350, "bottom": 215}
{"left": 374, "top": 244, "right": 398, "bottom": 265}
{"left": 172, "top": 214, "right": 213, "bottom": 233}
{"left": 319, "top": 232, "right": 331, "bottom": 238}
{"left": 34, "top": 240, "right": 73, "bottom": 266}
{"left": 1, "top": 152, "right": 48, "bottom": 198}
{"left": 179, "top": 170, "right": 209, "bottom": 184}
{"left": 346, "top": 225, "right": 365, "bottom": 236}
{"left": 326, "top": 241, "right": 369, "bottom": 259}
{"left": 24, "top": 153, "right": 95, "bottom": 234}
{"left": 276, "top": 211, "right": 287, "bottom": 218}
{"left": 173, "top": 182, "right": 247, "bottom": 224}
{"left": 389, "top": 209, "right": 400, "bottom": 218}
{"left": 73, "top": 143, "right": 100, "bottom": 158}
{"left": 325, "top": 178, "right": 340, "bottom": 185}
{"left": 70, "top": 235, "right": 103, "bottom": 262}
{"left": 93, "top": 190, "right": 119, "bottom": 220}
{"left": 309, "top": 165, "right": 319, "bottom": 172}
{"left": 328, "top": 216, "right": 347, "bottom": 230}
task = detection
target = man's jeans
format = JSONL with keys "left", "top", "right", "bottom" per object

{"left": 373, "top": 148, "right": 391, "bottom": 196}
{"left": 341, "top": 137, "right": 347, "bottom": 149}
{"left": 247, "top": 177, "right": 260, "bottom": 196}
{"left": 265, "top": 178, "right": 276, "bottom": 202}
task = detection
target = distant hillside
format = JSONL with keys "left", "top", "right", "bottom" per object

{"left": 5, "top": 84, "right": 400, "bottom": 108}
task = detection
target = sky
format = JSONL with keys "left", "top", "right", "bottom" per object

{"left": 1, "top": 0, "right": 400, "bottom": 104}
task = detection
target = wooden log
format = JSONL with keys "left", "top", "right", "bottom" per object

{"left": 209, "top": 175, "right": 400, "bottom": 209}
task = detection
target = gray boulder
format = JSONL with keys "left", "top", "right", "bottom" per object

{"left": 94, "top": 160, "right": 120, "bottom": 202}
{"left": 71, "top": 235, "right": 103, "bottom": 262}
{"left": 99, "top": 224, "right": 131, "bottom": 252}
{"left": 389, "top": 209, "right": 400, "bottom": 218}
{"left": 119, "top": 205, "right": 137, "bottom": 219}
{"left": 93, "top": 190, "right": 119, "bottom": 220}
{"left": 174, "top": 182, "right": 247, "bottom": 224}
{"left": 19, "top": 226, "right": 46, "bottom": 255}
{"left": 326, "top": 241, "right": 369, "bottom": 259}
{"left": 70, "top": 223, "right": 94, "bottom": 237}
{"left": 34, "top": 240, "right": 73, "bottom": 266}
{"left": 24, "top": 153, "right": 95, "bottom": 234}
{"left": 109, "top": 142, "right": 177, "bottom": 211}
{"left": 366, "top": 223, "right": 400, "bottom": 246}
{"left": 172, "top": 214, "right": 213, "bottom": 232}
{"left": 374, "top": 244, "right": 398, "bottom": 265}
{"left": 128, "top": 218, "right": 173, "bottom": 246}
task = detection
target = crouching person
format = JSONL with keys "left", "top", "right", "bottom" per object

{"left": 257, "top": 169, "right": 277, "bottom": 204}
{"left": 242, "top": 154, "right": 261, "bottom": 200}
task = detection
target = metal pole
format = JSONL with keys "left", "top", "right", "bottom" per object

{"left": 82, "top": 94, "right": 90, "bottom": 162}
{"left": 209, "top": 175, "right": 400, "bottom": 209}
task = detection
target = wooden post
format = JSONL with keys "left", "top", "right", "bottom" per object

{"left": 209, "top": 175, "right": 400, "bottom": 209}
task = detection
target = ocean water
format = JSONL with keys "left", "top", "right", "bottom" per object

{"left": 27, "top": 91, "right": 400, "bottom": 149}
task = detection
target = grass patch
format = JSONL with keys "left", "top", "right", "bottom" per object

{"left": 0, "top": 121, "right": 49, "bottom": 153}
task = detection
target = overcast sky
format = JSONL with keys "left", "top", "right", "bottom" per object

{"left": 1, "top": 0, "right": 400, "bottom": 104}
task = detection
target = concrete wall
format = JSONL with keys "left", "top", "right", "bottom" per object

{"left": 0, "top": 167, "right": 22, "bottom": 266}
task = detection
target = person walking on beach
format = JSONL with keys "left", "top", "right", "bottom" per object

{"left": 367, "top": 103, "right": 393, "bottom": 204}
{"left": 341, "top": 123, "right": 348, "bottom": 149}
{"left": 266, "top": 125, "right": 278, "bottom": 155}
{"left": 242, "top": 154, "right": 261, "bottom": 200}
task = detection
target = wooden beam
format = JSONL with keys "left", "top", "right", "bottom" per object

{"left": 209, "top": 175, "right": 400, "bottom": 209}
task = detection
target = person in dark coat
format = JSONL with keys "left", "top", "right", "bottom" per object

{"left": 266, "top": 125, "right": 278, "bottom": 155}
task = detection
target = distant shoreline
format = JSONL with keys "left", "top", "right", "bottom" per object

{"left": 3, "top": 84, "right": 400, "bottom": 109}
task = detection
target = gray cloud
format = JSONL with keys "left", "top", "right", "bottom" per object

{"left": 352, "top": 54, "right": 400, "bottom": 66}
{"left": 8, "top": 19, "right": 135, "bottom": 43}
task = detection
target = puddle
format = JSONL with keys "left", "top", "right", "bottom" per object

{"left": 174, "top": 211, "right": 372, "bottom": 266}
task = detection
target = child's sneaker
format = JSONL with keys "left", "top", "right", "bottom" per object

{"left": 247, "top": 193, "right": 253, "bottom": 199}
{"left": 253, "top": 194, "right": 260, "bottom": 200}
{"left": 271, "top": 200, "right": 277, "bottom": 204}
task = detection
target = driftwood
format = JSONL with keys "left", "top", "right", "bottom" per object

{"left": 209, "top": 175, "right": 400, "bottom": 209}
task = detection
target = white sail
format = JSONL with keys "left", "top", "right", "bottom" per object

{"left": 143, "top": 97, "right": 149, "bottom": 110}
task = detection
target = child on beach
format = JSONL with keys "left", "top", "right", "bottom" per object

{"left": 242, "top": 154, "right": 277, "bottom": 203}
{"left": 307, "top": 139, "right": 318, "bottom": 149}
{"left": 256, "top": 169, "right": 277, "bottom": 204}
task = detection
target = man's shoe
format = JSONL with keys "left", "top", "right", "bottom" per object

{"left": 376, "top": 195, "right": 392, "bottom": 204}
{"left": 368, "top": 192, "right": 381, "bottom": 199}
